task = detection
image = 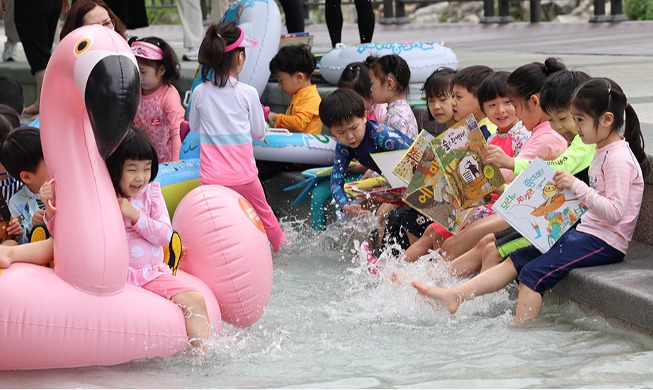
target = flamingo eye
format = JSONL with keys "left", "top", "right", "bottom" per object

{"left": 75, "top": 38, "right": 93, "bottom": 55}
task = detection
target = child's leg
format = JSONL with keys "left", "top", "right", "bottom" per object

{"left": 480, "top": 241, "right": 503, "bottom": 272}
{"left": 440, "top": 213, "right": 510, "bottom": 262}
{"left": 310, "top": 180, "right": 332, "bottom": 230}
{"left": 229, "top": 180, "right": 284, "bottom": 252}
{"left": 375, "top": 203, "right": 398, "bottom": 248}
{"left": 412, "top": 258, "right": 518, "bottom": 314}
{"left": 515, "top": 282, "right": 543, "bottom": 324}
{"left": 0, "top": 237, "right": 54, "bottom": 268}
{"left": 171, "top": 290, "right": 211, "bottom": 352}
{"left": 448, "top": 232, "right": 496, "bottom": 277}
{"left": 403, "top": 224, "right": 444, "bottom": 262}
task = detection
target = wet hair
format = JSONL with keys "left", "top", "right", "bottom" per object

{"left": 319, "top": 89, "right": 366, "bottom": 129}
{"left": 421, "top": 68, "right": 456, "bottom": 121}
{"left": 571, "top": 77, "right": 649, "bottom": 177}
{"left": 199, "top": 22, "right": 245, "bottom": 87}
{"left": 129, "top": 36, "right": 181, "bottom": 85}
{"left": 0, "top": 75, "right": 24, "bottom": 115}
{"left": 367, "top": 54, "right": 411, "bottom": 95}
{"left": 540, "top": 69, "right": 591, "bottom": 115}
{"left": 451, "top": 65, "right": 493, "bottom": 97}
{"left": 60, "top": 0, "right": 128, "bottom": 41}
{"left": 105, "top": 126, "right": 159, "bottom": 196}
{"left": 0, "top": 105, "right": 21, "bottom": 145}
{"left": 338, "top": 62, "right": 373, "bottom": 102}
{"left": 0, "top": 127, "right": 43, "bottom": 182}
{"left": 477, "top": 71, "right": 511, "bottom": 112}
{"left": 269, "top": 44, "right": 316, "bottom": 77}
{"left": 507, "top": 57, "right": 567, "bottom": 102}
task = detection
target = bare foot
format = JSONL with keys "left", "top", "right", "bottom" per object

{"left": 23, "top": 103, "right": 39, "bottom": 116}
{"left": 412, "top": 281, "right": 460, "bottom": 314}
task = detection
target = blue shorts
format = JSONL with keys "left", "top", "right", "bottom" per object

{"left": 510, "top": 228, "right": 624, "bottom": 295}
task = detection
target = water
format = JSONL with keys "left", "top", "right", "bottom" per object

{"left": 2, "top": 216, "right": 653, "bottom": 388}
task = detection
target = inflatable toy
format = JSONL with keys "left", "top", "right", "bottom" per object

{"left": 319, "top": 42, "right": 459, "bottom": 86}
{"left": 173, "top": 185, "right": 273, "bottom": 327}
{"left": 180, "top": 128, "right": 338, "bottom": 165}
{"left": 0, "top": 25, "right": 224, "bottom": 370}
{"left": 155, "top": 159, "right": 201, "bottom": 217}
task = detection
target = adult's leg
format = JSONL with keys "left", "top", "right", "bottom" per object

{"left": 439, "top": 213, "right": 510, "bottom": 262}
{"left": 210, "top": 0, "right": 229, "bottom": 22}
{"left": 3, "top": 0, "right": 19, "bottom": 43}
{"left": 278, "top": 0, "right": 305, "bottom": 33}
{"left": 353, "top": 0, "right": 375, "bottom": 43}
{"left": 324, "top": 0, "right": 343, "bottom": 47}
{"left": 176, "top": 0, "right": 204, "bottom": 50}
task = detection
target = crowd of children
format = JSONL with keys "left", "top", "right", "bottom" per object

{"left": 0, "top": 18, "right": 649, "bottom": 346}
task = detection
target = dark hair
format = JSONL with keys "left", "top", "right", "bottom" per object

{"left": 571, "top": 77, "right": 649, "bottom": 177}
{"left": 338, "top": 62, "right": 373, "bottom": 101}
{"left": 540, "top": 69, "right": 591, "bottom": 115}
{"left": 319, "top": 89, "right": 366, "bottom": 129}
{"left": 477, "top": 71, "right": 510, "bottom": 112}
{"left": 130, "top": 36, "right": 181, "bottom": 85}
{"left": 367, "top": 54, "right": 411, "bottom": 94}
{"left": 452, "top": 65, "right": 494, "bottom": 97}
{"left": 269, "top": 44, "right": 316, "bottom": 77}
{"left": 0, "top": 127, "right": 43, "bottom": 182}
{"left": 0, "top": 105, "right": 21, "bottom": 145}
{"left": 199, "top": 22, "right": 244, "bottom": 87}
{"left": 422, "top": 68, "right": 456, "bottom": 121}
{"left": 105, "top": 126, "right": 159, "bottom": 196}
{"left": 507, "top": 57, "right": 567, "bottom": 102}
{"left": 0, "top": 75, "right": 24, "bottom": 115}
{"left": 60, "top": 0, "right": 128, "bottom": 41}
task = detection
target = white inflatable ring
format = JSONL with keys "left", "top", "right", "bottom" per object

{"left": 319, "top": 42, "right": 459, "bottom": 85}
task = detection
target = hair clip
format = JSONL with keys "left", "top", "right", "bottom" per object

{"left": 625, "top": 101, "right": 629, "bottom": 109}
{"left": 607, "top": 87, "right": 611, "bottom": 94}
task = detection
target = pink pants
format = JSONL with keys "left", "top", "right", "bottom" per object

{"left": 228, "top": 180, "right": 284, "bottom": 252}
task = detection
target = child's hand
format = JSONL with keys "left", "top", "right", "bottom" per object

{"left": 268, "top": 112, "right": 278, "bottom": 125}
{"left": 484, "top": 145, "right": 514, "bottom": 170}
{"left": 39, "top": 181, "right": 56, "bottom": 220}
{"left": 361, "top": 169, "right": 376, "bottom": 180}
{"left": 554, "top": 170, "right": 576, "bottom": 191}
{"left": 31, "top": 210, "right": 45, "bottom": 226}
{"left": 118, "top": 197, "right": 140, "bottom": 224}
{"left": 7, "top": 218, "right": 23, "bottom": 239}
{"left": 343, "top": 203, "right": 371, "bottom": 217}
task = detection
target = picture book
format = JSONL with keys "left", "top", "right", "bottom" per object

{"left": 369, "top": 150, "right": 407, "bottom": 189}
{"left": 392, "top": 130, "right": 435, "bottom": 185}
{"left": 431, "top": 114, "right": 505, "bottom": 209}
{"left": 345, "top": 177, "right": 405, "bottom": 206}
{"left": 493, "top": 158, "right": 588, "bottom": 253}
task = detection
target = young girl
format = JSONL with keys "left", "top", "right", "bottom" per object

{"left": 189, "top": 22, "right": 283, "bottom": 252}
{"left": 414, "top": 77, "right": 649, "bottom": 324}
{"left": 130, "top": 36, "right": 184, "bottom": 163}
{"left": 339, "top": 61, "right": 387, "bottom": 122}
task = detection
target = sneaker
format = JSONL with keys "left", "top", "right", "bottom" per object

{"left": 182, "top": 47, "right": 199, "bottom": 61}
{"left": 2, "top": 40, "right": 16, "bottom": 62}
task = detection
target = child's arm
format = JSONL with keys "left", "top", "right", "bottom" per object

{"left": 8, "top": 199, "right": 28, "bottom": 242}
{"left": 513, "top": 135, "right": 595, "bottom": 177}
{"left": 329, "top": 144, "right": 354, "bottom": 209}
{"left": 247, "top": 90, "right": 267, "bottom": 142}
{"left": 274, "top": 93, "right": 320, "bottom": 133}
{"left": 163, "top": 90, "right": 185, "bottom": 161}
{"left": 122, "top": 183, "right": 174, "bottom": 247}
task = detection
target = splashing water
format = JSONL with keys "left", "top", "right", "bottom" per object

{"left": 2, "top": 218, "right": 653, "bottom": 387}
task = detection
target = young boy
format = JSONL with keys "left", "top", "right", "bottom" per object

{"left": 268, "top": 45, "right": 323, "bottom": 135}
{"left": 319, "top": 88, "right": 413, "bottom": 217}
{"left": 451, "top": 65, "right": 496, "bottom": 138}
{"left": 0, "top": 74, "right": 24, "bottom": 117}
{"left": 0, "top": 127, "right": 49, "bottom": 243}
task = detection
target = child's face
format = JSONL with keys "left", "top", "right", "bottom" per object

{"left": 276, "top": 71, "right": 302, "bottom": 96}
{"left": 509, "top": 94, "right": 539, "bottom": 131}
{"left": 369, "top": 70, "right": 393, "bottom": 105}
{"left": 120, "top": 159, "right": 152, "bottom": 198}
{"left": 451, "top": 85, "right": 481, "bottom": 122}
{"left": 331, "top": 116, "right": 367, "bottom": 149}
{"left": 427, "top": 93, "right": 455, "bottom": 125}
{"left": 547, "top": 108, "right": 577, "bottom": 144}
{"left": 137, "top": 60, "right": 165, "bottom": 95}
{"left": 22, "top": 160, "right": 49, "bottom": 193}
{"left": 482, "top": 96, "right": 517, "bottom": 133}
{"left": 570, "top": 107, "right": 615, "bottom": 148}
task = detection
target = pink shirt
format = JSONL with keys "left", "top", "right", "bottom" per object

{"left": 571, "top": 139, "right": 644, "bottom": 254}
{"left": 133, "top": 84, "right": 184, "bottom": 163}
{"left": 487, "top": 120, "right": 531, "bottom": 182}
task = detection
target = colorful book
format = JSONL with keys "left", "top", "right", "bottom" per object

{"left": 392, "top": 130, "right": 435, "bottom": 185}
{"left": 493, "top": 157, "right": 588, "bottom": 253}
{"left": 431, "top": 114, "right": 505, "bottom": 209}
{"left": 345, "top": 177, "right": 405, "bottom": 206}
{"left": 369, "top": 150, "right": 407, "bottom": 189}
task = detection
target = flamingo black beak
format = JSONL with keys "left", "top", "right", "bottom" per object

{"left": 85, "top": 54, "right": 140, "bottom": 158}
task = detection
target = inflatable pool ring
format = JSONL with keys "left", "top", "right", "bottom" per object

{"left": 173, "top": 185, "right": 273, "bottom": 327}
{"left": 319, "top": 42, "right": 459, "bottom": 86}
{"left": 180, "top": 128, "right": 338, "bottom": 165}
{"left": 155, "top": 159, "right": 201, "bottom": 217}
{"left": 0, "top": 25, "right": 224, "bottom": 370}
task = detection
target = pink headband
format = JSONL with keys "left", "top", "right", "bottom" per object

{"left": 131, "top": 41, "right": 164, "bottom": 60}
{"left": 225, "top": 26, "right": 258, "bottom": 52}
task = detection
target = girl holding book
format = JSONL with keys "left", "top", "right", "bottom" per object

{"left": 413, "top": 77, "right": 649, "bottom": 324}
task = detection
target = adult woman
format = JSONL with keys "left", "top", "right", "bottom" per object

{"left": 325, "top": 0, "right": 375, "bottom": 47}
{"left": 60, "top": 0, "right": 128, "bottom": 41}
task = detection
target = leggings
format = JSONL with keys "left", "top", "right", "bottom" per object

{"left": 14, "top": 0, "right": 60, "bottom": 74}
{"left": 325, "top": 0, "right": 375, "bottom": 47}
{"left": 278, "top": 0, "right": 305, "bottom": 34}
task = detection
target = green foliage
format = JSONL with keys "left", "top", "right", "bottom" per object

{"left": 625, "top": 0, "right": 653, "bottom": 19}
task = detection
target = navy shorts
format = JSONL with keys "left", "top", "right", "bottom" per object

{"left": 510, "top": 228, "right": 624, "bottom": 295}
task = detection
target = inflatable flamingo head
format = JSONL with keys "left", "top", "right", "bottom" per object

{"left": 42, "top": 24, "right": 139, "bottom": 158}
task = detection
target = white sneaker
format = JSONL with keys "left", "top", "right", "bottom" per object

{"left": 3, "top": 40, "right": 16, "bottom": 62}
{"left": 182, "top": 47, "right": 199, "bottom": 61}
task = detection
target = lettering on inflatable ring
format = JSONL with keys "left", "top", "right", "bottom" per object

{"left": 238, "top": 197, "right": 265, "bottom": 233}
{"left": 313, "top": 135, "right": 331, "bottom": 144}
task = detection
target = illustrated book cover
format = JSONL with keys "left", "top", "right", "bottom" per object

{"left": 392, "top": 130, "right": 435, "bottom": 185}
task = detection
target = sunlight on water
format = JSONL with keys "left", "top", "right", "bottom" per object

{"left": 2, "top": 217, "right": 653, "bottom": 387}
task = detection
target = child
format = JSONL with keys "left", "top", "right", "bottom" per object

{"left": 267, "top": 44, "right": 323, "bottom": 135}
{"left": 368, "top": 54, "right": 418, "bottom": 140}
{"left": 0, "top": 104, "right": 23, "bottom": 202}
{"left": 320, "top": 89, "right": 413, "bottom": 217}
{"left": 414, "top": 77, "right": 650, "bottom": 324}
{"left": 130, "top": 36, "right": 184, "bottom": 163}
{"left": 0, "top": 126, "right": 47, "bottom": 243}
{"left": 190, "top": 22, "right": 283, "bottom": 253}
{"left": 0, "top": 75, "right": 24, "bottom": 116}
{"left": 450, "top": 65, "right": 496, "bottom": 136}
{"left": 339, "top": 61, "right": 387, "bottom": 122}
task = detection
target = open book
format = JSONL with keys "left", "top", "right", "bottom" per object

{"left": 493, "top": 157, "right": 588, "bottom": 252}
{"left": 392, "top": 130, "right": 435, "bottom": 185}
